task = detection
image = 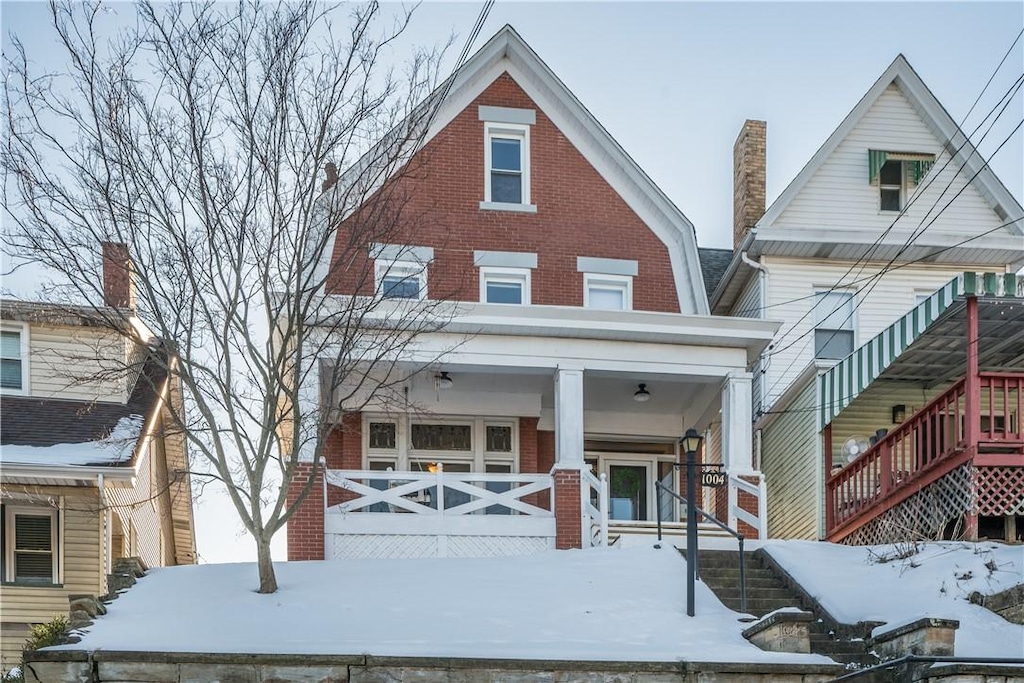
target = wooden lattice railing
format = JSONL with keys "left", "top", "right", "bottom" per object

{"left": 826, "top": 371, "right": 1024, "bottom": 540}
{"left": 826, "top": 378, "right": 968, "bottom": 539}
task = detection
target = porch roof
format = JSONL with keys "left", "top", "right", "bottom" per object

{"left": 819, "top": 272, "right": 1024, "bottom": 428}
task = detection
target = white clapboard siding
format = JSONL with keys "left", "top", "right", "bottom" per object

{"left": 28, "top": 325, "right": 126, "bottom": 403}
{"left": 774, "top": 84, "right": 1005, "bottom": 242}
{"left": 0, "top": 487, "right": 103, "bottom": 670}
{"left": 761, "top": 258, "right": 983, "bottom": 410}
{"left": 760, "top": 379, "right": 819, "bottom": 540}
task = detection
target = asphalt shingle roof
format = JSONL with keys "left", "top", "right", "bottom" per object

{"left": 1, "top": 350, "right": 166, "bottom": 463}
{"left": 697, "top": 247, "right": 734, "bottom": 301}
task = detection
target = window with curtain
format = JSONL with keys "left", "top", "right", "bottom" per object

{"left": 1, "top": 329, "right": 24, "bottom": 390}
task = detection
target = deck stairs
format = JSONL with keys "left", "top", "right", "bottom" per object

{"left": 691, "top": 549, "right": 878, "bottom": 669}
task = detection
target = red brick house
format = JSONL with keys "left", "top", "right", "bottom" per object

{"left": 286, "top": 26, "right": 777, "bottom": 560}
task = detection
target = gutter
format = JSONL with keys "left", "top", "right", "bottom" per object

{"left": 0, "top": 462, "right": 136, "bottom": 484}
{"left": 709, "top": 228, "right": 757, "bottom": 312}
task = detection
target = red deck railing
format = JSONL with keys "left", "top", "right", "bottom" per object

{"left": 826, "top": 371, "right": 1024, "bottom": 539}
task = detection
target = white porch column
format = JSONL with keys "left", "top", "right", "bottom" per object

{"left": 721, "top": 371, "right": 753, "bottom": 472}
{"left": 554, "top": 365, "right": 584, "bottom": 466}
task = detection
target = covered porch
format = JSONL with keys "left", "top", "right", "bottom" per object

{"left": 822, "top": 272, "right": 1024, "bottom": 544}
{"left": 295, "top": 303, "right": 777, "bottom": 560}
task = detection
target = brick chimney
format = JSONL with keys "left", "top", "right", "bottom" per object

{"left": 101, "top": 241, "right": 136, "bottom": 309}
{"left": 321, "top": 162, "right": 338, "bottom": 193}
{"left": 733, "top": 120, "right": 767, "bottom": 248}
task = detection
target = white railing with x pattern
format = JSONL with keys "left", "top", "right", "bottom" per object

{"left": 581, "top": 468, "right": 609, "bottom": 547}
{"left": 323, "top": 466, "right": 557, "bottom": 559}
{"left": 727, "top": 472, "right": 767, "bottom": 539}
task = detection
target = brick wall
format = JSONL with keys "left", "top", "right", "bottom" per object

{"left": 286, "top": 463, "right": 324, "bottom": 561}
{"left": 553, "top": 468, "right": 582, "bottom": 550}
{"left": 327, "top": 73, "right": 680, "bottom": 313}
{"left": 732, "top": 119, "right": 766, "bottom": 249}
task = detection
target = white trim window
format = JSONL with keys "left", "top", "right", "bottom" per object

{"left": 480, "top": 267, "right": 531, "bottom": 305}
{"left": 878, "top": 160, "right": 904, "bottom": 212}
{"left": 584, "top": 274, "right": 633, "bottom": 311}
{"left": 363, "top": 416, "right": 518, "bottom": 474}
{"left": 375, "top": 260, "right": 426, "bottom": 300}
{"left": 484, "top": 122, "right": 531, "bottom": 207}
{"left": 2, "top": 506, "right": 59, "bottom": 584}
{"left": 813, "top": 290, "right": 856, "bottom": 360}
{"left": 0, "top": 323, "right": 28, "bottom": 394}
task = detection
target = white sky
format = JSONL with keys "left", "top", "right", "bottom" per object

{"left": 2, "top": 2, "right": 1022, "bottom": 563}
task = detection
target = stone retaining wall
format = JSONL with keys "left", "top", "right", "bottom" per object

{"left": 23, "top": 651, "right": 845, "bottom": 683}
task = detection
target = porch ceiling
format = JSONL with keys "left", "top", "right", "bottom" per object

{"left": 878, "top": 298, "right": 1024, "bottom": 385}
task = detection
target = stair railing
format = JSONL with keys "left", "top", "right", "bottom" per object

{"left": 655, "top": 481, "right": 747, "bottom": 614}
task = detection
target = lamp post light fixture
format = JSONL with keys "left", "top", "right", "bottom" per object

{"left": 679, "top": 427, "right": 703, "bottom": 617}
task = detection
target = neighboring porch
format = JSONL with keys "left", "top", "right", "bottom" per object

{"left": 289, "top": 304, "right": 778, "bottom": 560}
{"left": 822, "top": 273, "right": 1024, "bottom": 544}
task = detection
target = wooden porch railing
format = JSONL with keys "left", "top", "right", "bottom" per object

{"left": 826, "top": 371, "right": 1024, "bottom": 540}
{"left": 979, "top": 373, "right": 1024, "bottom": 457}
{"left": 826, "top": 378, "right": 968, "bottom": 538}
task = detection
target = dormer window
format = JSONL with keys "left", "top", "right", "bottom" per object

{"left": 869, "top": 150, "right": 935, "bottom": 212}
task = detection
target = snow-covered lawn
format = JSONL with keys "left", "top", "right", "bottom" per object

{"left": 55, "top": 544, "right": 830, "bottom": 664}
{"left": 764, "top": 540, "right": 1024, "bottom": 658}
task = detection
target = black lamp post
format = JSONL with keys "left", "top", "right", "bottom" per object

{"left": 680, "top": 427, "right": 704, "bottom": 617}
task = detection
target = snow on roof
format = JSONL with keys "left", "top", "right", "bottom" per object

{"left": 53, "top": 545, "right": 830, "bottom": 664}
{"left": 0, "top": 414, "right": 144, "bottom": 467}
{"left": 764, "top": 540, "right": 1024, "bottom": 658}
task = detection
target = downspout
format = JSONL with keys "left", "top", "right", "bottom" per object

{"left": 739, "top": 249, "right": 770, "bottom": 471}
{"left": 97, "top": 473, "right": 110, "bottom": 587}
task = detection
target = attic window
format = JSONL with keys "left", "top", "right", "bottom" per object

{"left": 868, "top": 150, "right": 935, "bottom": 212}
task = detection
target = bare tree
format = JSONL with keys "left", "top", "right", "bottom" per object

{"left": 3, "top": 0, "right": 461, "bottom": 593}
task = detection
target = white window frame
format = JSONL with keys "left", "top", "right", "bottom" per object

{"left": 878, "top": 160, "right": 905, "bottom": 212}
{"left": 483, "top": 122, "right": 532, "bottom": 209}
{"left": 362, "top": 415, "right": 519, "bottom": 473}
{"left": 374, "top": 260, "right": 426, "bottom": 301}
{"left": 583, "top": 273, "right": 633, "bottom": 311}
{"left": 3, "top": 505, "right": 59, "bottom": 584}
{"left": 813, "top": 289, "right": 857, "bottom": 360}
{"left": 479, "top": 267, "right": 531, "bottom": 305}
{"left": 0, "top": 322, "right": 29, "bottom": 395}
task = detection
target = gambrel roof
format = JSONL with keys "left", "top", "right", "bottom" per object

{"left": 712, "top": 55, "right": 1024, "bottom": 313}
{"left": 317, "top": 25, "right": 710, "bottom": 315}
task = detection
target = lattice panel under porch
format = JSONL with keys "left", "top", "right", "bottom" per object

{"left": 842, "top": 464, "right": 973, "bottom": 546}
{"left": 446, "top": 535, "right": 553, "bottom": 557}
{"left": 329, "top": 534, "right": 438, "bottom": 560}
{"left": 974, "top": 466, "right": 1024, "bottom": 516}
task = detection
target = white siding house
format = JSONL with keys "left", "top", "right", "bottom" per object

{"left": 705, "top": 55, "right": 1024, "bottom": 540}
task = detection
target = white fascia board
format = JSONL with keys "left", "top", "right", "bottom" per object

{"left": 0, "top": 463, "right": 136, "bottom": 485}
{"left": 402, "top": 332, "right": 752, "bottom": 378}
{"left": 754, "top": 226, "right": 1024, "bottom": 252}
{"left": 709, "top": 229, "right": 757, "bottom": 313}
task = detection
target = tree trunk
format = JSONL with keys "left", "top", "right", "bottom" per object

{"left": 256, "top": 535, "right": 278, "bottom": 594}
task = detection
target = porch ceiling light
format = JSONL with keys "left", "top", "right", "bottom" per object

{"left": 680, "top": 428, "right": 703, "bottom": 456}
{"left": 436, "top": 371, "right": 454, "bottom": 390}
{"left": 633, "top": 383, "right": 651, "bottom": 402}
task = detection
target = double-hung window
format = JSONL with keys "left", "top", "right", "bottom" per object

{"left": 480, "top": 267, "right": 531, "bottom": 305}
{"left": 869, "top": 150, "right": 935, "bottom": 213}
{"left": 376, "top": 261, "right": 425, "bottom": 300}
{"left": 3, "top": 506, "right": 59, "bottom": 584}
{"left": 814, "top": 290, "right": 855, "bottom": 360}
{"left": 484, "top": 123, "right": 531, "bottom": 208}
{"left": 0, "top": 325, "right": 27, "bottom": 393}
{"left": 584, "top": 274, "right": 632, "bottom": 311}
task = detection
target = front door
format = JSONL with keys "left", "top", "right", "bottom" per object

{"left": 606, "top": 461, "right": 651, "bottom": 521}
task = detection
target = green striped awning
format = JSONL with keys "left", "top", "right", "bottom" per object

{"left": 817, "top": 272, "right": 1024, "bottom": 429}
